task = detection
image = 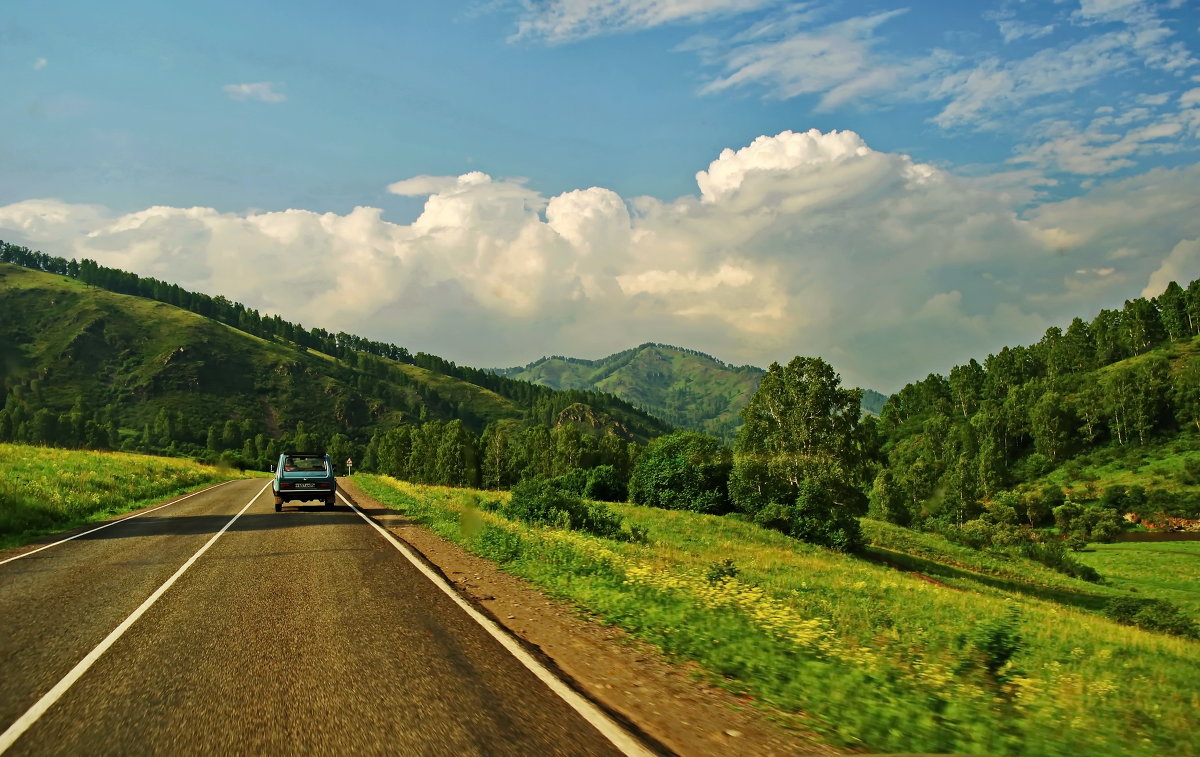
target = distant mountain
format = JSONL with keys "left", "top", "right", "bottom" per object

{"left": 0, "top": 259, "right": 670, "bottom": 459}
{"left": 495, "top": 344, "right": 888, "bottom": 440}
{"left": 494, "top": 344, "right": 762, "bottom": 440}
{"left": 862, "top": 389, "right": 888, "bottom": 416}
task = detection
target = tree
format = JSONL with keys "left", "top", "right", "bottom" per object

{"left": 730, "top": 356, "right": 866, "bottom": 548}
{"left": 1030, "top": 391, "right": 1074, "bottom": 463}
{"left": 1172, "top": 356, "right": 1200, "bottom": 433}
{"left": 1156, "top": 281, "right": 1190, "bottom": 341}
{"left": 949, "top": 359, "right": 985, "bottom": 418}
{"left": 1122, "top": 298, "right": 1165, "bottom": 355}
{"left": 434, "top": 420, "right": 479, "bottom": 488}
{"left": 628, "top": 431, "right": 731, "bottom": 513}
{"left": 868, "top": 470, "right": 910, "bottom": 526}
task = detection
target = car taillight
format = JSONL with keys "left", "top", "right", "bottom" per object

{"left": 280, "top": 482, "right": 294, "bottom": 489}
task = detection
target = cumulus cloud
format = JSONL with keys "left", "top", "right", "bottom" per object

{"left": 223, "top": 82, "right": 286, "bottom": 103}
{"left": 1144, "top": 238, "right": 1200, "bottom": 297}
{"left": 4, "top": 130, "right": 1200, "bottom": 391}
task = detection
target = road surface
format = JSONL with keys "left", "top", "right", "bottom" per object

{"left": 0, "top": 479, "right": 641, "bottom": 756}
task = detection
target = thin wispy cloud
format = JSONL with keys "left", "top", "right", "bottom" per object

{"left": 33, "top": 57, "right": 47, "bottom": 70}
{"left": 697, "top": 9, "right": 919, "bottom": 109}
{"left": 512, "top": 0, "right": 776, "bottom": 43}
{"left": 222, "top": 81, "right": 286, "bottom": 103}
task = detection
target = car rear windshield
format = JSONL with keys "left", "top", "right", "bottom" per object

{"left": 283, "top": 456, "right": 328, "bottom": 473}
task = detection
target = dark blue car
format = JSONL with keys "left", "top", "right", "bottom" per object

{"left": 273, "top": 453, "right": 337, "bottom": 511}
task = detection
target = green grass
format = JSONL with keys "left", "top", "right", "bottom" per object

{"left": 357, "top": 475, "right": 1200, "bottom": 757}
{"left": 0, "top": 443, "right": 249, "bottom": 549}
{"left": 1077, "top": 542, "right": 1200, "bottom": 620}
{"left": 1033, "top": 435, "right": 1200, "bottom": 503}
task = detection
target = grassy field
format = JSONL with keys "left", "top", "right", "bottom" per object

{"left": 357, "top": 475, "right": 1200, "bottom": 757}
{"left": 1077, "top": 541, "right": 1200, "bottom": 620}
{"left": 0, "top": 443, "right": 247, "bottom": 548}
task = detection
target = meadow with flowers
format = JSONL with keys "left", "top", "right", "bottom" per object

{"left": 0, "top": 442, "right": 244, "bottom": 548}
{"left": 358, "top": 475, "right": 1200, "bottom": 757}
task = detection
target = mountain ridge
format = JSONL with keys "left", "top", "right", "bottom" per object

{"left": 494, "top": 343, "right": 888, "bottom": 439}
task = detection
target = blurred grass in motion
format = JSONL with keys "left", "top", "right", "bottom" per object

{"left": 0, "top": 443, "right": 243, "bottom": 548}
{"left": 359, "top": 475, "right": 1200, "bottom": 757}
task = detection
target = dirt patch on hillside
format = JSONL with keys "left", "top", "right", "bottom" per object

{"left": 337, "top": 479, "right": 841, "bottom": 757}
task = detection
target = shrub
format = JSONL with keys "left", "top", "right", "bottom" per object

{"left": 1098, "top": 485, "right": 1126, "bottom": 511}
{"left": 1018, "top": 540, "right": 1101, "bottom": 582}
{"left": 583, "top": 465, "right": 627, "bottom": 502}
{"left": 753, "top": 480, "right": 863, "bottom": 552}
{"left": 957, "top": 608, "right": 1023, "bottom": 685}
{"left": 704, "top": 558, "right": 739, "bottom": 584}
{"left": 628, "top": 431, "right": 731, "bottom": 513}
{"left": 503, "top": 477, "right": 627, "bottom": 540}
{"left": 1104, "top": 598, "right": 1199, "bottom": 639}
{"left": 550, "top": 468, "right": 588, "bottom": 496}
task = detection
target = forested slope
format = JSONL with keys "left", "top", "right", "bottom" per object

{"left": 873, "top": 277, "right": 1200, "bottom": 525}
{"left": 0, "top": 244, "right": 670, "bottom": 474}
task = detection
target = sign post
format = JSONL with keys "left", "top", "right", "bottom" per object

{"left": 346, "top": 458, "right": 353, "bottom": 476}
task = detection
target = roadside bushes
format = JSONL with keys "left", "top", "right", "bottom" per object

{"left": 503, "top": 477, "right": 641, "bottom": 541}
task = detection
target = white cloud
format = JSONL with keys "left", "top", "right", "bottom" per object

{"left": 512, "top": 0, "right": 773, "bottom": 43}
{"left": 1143, "top": 238, "right": 1200, "bottom": 297}
{"left": 222, "top": 82, "right": 286, "bottom": 103}
{"left": 4, "top": 131, "right": 1200, "bottom": 391}
{"left": 386, "top": 175, "right": 462, "bottom": 196}
{"left": 33, "top": 57, "right": 47, "bottom": 70}
{"left": 996, "top": 20, "right": 1056, "bottom": 44}
{"left": 1014, "top": 109, "right": 1189, "bottom": 174}
{"left": 698, "top": 9, "right": 921, "bottom": 109}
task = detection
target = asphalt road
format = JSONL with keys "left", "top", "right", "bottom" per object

{"left": 0, "top": 479, "right": 633, "bottom": 756}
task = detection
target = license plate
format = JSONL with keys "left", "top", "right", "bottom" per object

{"left": 296, "top": 483, "right": 317, "bottom": 488}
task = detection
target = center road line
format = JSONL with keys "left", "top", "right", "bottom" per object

{"left": 339, "top": 490, "right": 656, "bottom": 757}
{"left": 0, "top": 481, "right": 271, "bottom": 755}
{"left": 0, "top": 480, "right": 236, "bottom": 567}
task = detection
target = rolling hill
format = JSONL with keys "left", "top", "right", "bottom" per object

{"left": 0, "top": 261, "right": 670, "bottom": 458}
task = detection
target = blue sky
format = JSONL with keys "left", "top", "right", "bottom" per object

{"left": 2, "top": 0, "right": 1199, "bottom": 390}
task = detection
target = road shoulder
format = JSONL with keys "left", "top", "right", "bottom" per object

{"left": 338, "top": 478, "right": 840, "bottom": 757}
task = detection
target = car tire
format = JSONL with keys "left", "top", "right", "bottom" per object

{"left": 325, "top": 497, "right": 335, "bottom": 509}
{"left": 274, "top": 495, "right": 283, "bottom": 513}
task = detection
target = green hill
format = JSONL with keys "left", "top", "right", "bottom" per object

{"left": 496, "top": 344, "right": 889, "bottom": 439}
{"left": 875, "top": 277, "right": 1200, "bottom": 528}
{"left": 494, "top": 343, "right": 763, "bottom": 439}
{"left": 0, "top": 261, "right": 670, "bottom": 465}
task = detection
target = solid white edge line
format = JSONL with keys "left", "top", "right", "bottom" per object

{"left": 339, "top": 489, "right": 655, "bottom": 757}
{"left": 0, "top": 479, "right": 238, "bottom": 567}
{"left": 0, "top": 481, "right": 271, "bottom": 755}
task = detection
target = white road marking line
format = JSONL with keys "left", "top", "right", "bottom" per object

{"left": 340, "top": 490, "right": 656, "bottom": 757}
{"left": 0, "top": 480, "right": 237, "bottom": 567}
{"left": 0, "top": 482, "right": 271, "bottom": 755}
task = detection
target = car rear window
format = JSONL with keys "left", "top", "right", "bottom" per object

{"left": 284, "top": 456, "right": 328, "bottom": 473}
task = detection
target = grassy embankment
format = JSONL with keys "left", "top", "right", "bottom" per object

{"left": 1077, "top": 541, "right": 1200, "bottom": 621}
{"left": 0, "top": 443, "right": 248, "bottom": 549}
{"left": 358, "top": 475, "right": 1199, "bottom": 757}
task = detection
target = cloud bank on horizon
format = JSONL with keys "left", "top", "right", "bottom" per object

{"left": 3, "top": 129, "right": 1198, "bottom": 392}
{"left": 2, "top": 0, "right": 1199, "bottom": 392}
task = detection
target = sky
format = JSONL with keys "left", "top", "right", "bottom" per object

{"left": 1, "top": 0, "right": 1199, "bottom": 392}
